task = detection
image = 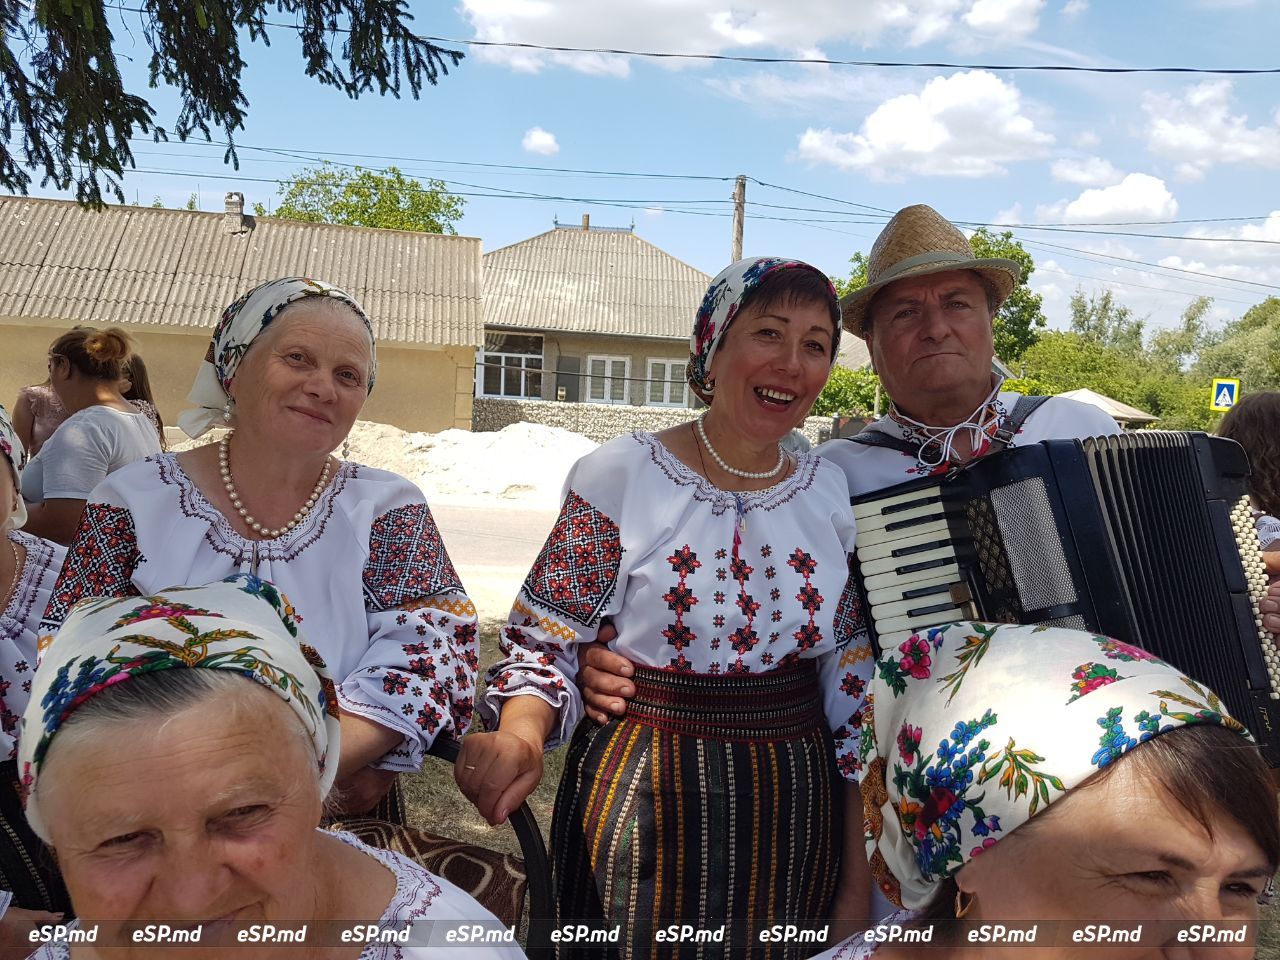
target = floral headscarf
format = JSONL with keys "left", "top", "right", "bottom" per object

{"left": 177, "top": 277, "right": 377, "bottom": 439}
{"left": 861, "top": 621, "right": 1251, "bottom": 910}
{"left": 687, "top": 257, "right": 840, "bottom": 404}
{"left": 0, "top": 404, "right": 27, "bottom": 531}
{"left": 20, "top": 575, "right": 341, "bottom": 841}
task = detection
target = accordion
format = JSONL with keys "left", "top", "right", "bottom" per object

{"left": 850, "top": 431, "right": 1280, "bottom": 763}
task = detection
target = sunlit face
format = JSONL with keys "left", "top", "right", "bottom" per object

{"left": 706, "top": 296, "right": 834, "bottom": 446}
{"left": 228, "top": 301, "right": 372, "bottom": 455}
{"left": 39, "top": 689, "right": 325, "bottom": 958}
{"left": 956, "top": 756, "right": 1270, "bottom": 959}
{"left": 865, "top": 270, "right": 995, "bottom": 415}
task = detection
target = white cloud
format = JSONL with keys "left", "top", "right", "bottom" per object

{"left": 795, "top": 71, "right": 1053, "bottom": 180}
{"left": 521, "top": 126, "right": 560, "bottom": 156}
{"left": 1061, "top": 0, "right": 1088, "bottom": 15}
{"left": 460, "top": 1, "right": 1049, "bottom": 76}
{"left": 1049, "top": 156, "right": 1123, "bottom": 186}
{"left": 964, "top": 0, "right": 1046, "bottom": 37}
{"left": 993, "top": 202, "right": 1025, "bottom": 225}
{"left": 1073, "top": 129, "right": 1101, "bottom": 148}
{"left": 707, "top": 67, "right": 908, "bottom": 110}
{"left": 1038, "top": 173, "right": 1178, "bottom": 222}
{"left": 1144, "top": 80, "right": 1280, "bottom": 180}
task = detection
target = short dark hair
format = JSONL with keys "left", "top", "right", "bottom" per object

{"left": 1218, "top": 391, "right": 1280, "bottom": 519}
{"left": 740, "top": 268, "right": 840, "bottom": 340}
{"left": 863, "top": 269, "right": 1000, "bottom": 335}
{"left": 918, "top": 723, "right": 1279, "bottom": 919}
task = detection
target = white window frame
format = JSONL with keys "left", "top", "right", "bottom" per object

{"left": 585, "top": 354, "right": 632, "bottom": 404}
{"left": 646, "top": 358, "right": 687, "bottom": 407}
{"left": 477, "top": 334, "right": 543, "bottom": 399}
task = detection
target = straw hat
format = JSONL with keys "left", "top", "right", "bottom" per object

{"left": 840, "top": 204, "right": 1022, "bottom": 338}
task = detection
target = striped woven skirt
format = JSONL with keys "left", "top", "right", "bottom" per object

{"left": 550, "top": 659, "right": 841, "bottom": 960}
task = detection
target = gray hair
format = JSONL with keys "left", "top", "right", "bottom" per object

{"left": 34, "top": 670, "right": 333, "bottom": 839}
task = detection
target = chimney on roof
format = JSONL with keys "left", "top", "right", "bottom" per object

{"left": 582, "top": 214, "right": 590, "bottom": 231}
{"left": 224, "top": 192, "right": 247, "bottom": 234}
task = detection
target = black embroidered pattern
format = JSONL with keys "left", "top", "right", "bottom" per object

{"left": 363, "top": 503, "right": 464, "bottom": 611}
{"left": 42, "top": 504, "right": 142, "bottom": 631}
{"left": 522, "top": 490, "right": 622, "bottom": 627}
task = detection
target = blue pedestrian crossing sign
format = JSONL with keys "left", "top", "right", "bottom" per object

{"left": 1210, "top": 378, "right": 1240, "bottom": 412}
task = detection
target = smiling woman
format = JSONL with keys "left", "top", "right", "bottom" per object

{"left": 22, "top": 577, "right": 523, "bottom": 960}
{"left": 456, "top": 257, "right": 876, "bottom": 958}
{"left": 39, "top": 278, "right": 480, "bottom": 827}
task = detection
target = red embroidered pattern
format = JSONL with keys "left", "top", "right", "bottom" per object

{"left": 832, "top": 559, "right": 866, "bottom": 646}
{"left": 42, "top": 504, "right": 142, "bottom": 631}
{"left": 788, "top": 548, "right": 824, "bottom": 653}
{"left": 662, "top": 545, "right": 701, "bottom": 671}
{"left": 522, "top": 490, "right": 621, "bottom": 627}
{"left": 363, "top": 504, "right": 463, "bottom": 610}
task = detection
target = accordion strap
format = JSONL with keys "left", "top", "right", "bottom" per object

{"left": 848, "top": 394, "right": 1051, "bottom": 457}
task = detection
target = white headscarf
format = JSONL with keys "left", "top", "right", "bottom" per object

{"left": 0, "top": 405, "right": 28, "bottom": 530}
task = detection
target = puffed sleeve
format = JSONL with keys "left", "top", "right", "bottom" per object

{"left": 341, "top": 495, "right": 479, "bottom": 772}
{"left": 39, "top": 483, "right": 142, "bottom": 635}
{"left": 819, "top": 562, "right": 875, "bottom": 782}
{"left": 478, "top": 440, "right": 630, "bottom": 749}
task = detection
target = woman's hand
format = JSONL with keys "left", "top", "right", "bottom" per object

{"left": 331, "top": 766, "right": 398, "bottom": 817}
{"left": 1262, "top": 553, "right": 1280, "bottom": 636}
{"left": 0, "top": 907, "right": 64, "bottom": 960}
{"left": 578, "top": 623, "right": 637, "bottom": 724}
{"left": 455, "top": 731, "right": 544, "bottom": 826}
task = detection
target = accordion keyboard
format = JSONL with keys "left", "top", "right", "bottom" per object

{"left": 852, "top": 483, "right": 978, "bottom": 647}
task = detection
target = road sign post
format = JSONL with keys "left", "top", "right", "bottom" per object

{"left": 1210, "top": 378, "right": 1240, "bottom": 412}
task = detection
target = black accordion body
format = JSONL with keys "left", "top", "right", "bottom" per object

{"left": 850, "top": 431, "right": 1280, "bottom": 763}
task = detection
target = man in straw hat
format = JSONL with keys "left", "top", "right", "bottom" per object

{"left": 814, "top": 203, "right": 1118, "bottom": 493}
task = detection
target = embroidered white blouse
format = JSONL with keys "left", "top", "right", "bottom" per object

{"left": 40, "top": 454, "right": 478, "bottom": 771}
{"left": 808, "top": 909, "right": 919, "bottom": 959}
{"left": 815, "top": 393, "right": 1122, "bottom": 496}
{"left": 1, "top": 530, "right": 64, "bottom": 760}
{"left": 25, "top": 830, "right": 527, "bottom": 960}
{"left": 480, "top": 432, "right": 871, "bottom": 780}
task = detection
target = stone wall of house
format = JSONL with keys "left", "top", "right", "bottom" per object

{"left": 473, "top": 397, "right": 833, "bottom": 446}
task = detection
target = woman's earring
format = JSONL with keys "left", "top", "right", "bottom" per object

{"left": 955, "top": 889, "right": 976, "bottom": 919}
{"left": 221, "top": 399, "right": 233, "bottom": 424}
{"left": 704, "top": 377, "right": 715, "bottom": 395}
{"left": 341, "top": 437, "right": 351, "bottom": 459}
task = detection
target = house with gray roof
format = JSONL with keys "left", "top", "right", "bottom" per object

{"left": 482, "top": 217, "right": 710, "bottom": 408}
{"left": 0, "top": 193, "right": 483, "bottom": 432}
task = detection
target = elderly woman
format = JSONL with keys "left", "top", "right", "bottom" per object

{"left": 22, "top": 328, "right": 162, "bottom": 545}
{"left": 0, "top": 408, "right": 68, "bottom": 940}
{"left": 40, "top": 279, "right": 478, "bottom": 817}
{"left": 457, "top": 258, "right": 872, "bottom": 956}
{"left": 22, "top": 576, "right": 523, "bottom": 960}
{"left": 812, "top": 621, "right": 1278, "bottom": 960}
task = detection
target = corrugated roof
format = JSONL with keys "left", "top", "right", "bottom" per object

{"left": 0, "top": 196, "right": 483, "bottom": 347}
{"left": 484, "top": 226, "right": 711, "bottom": 340}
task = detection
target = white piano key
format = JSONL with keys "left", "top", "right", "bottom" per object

{"left": 876, "top": 605, "right": 967, "bottom": 635}
{"left": 872, "top": 591, "right": 965, "bottom": 621}
{"left": 853, "top": 501, "right": 948, "bottom": 535}
{"left": 864, "top": 563, "right": 961, "bottom": 598}
{"left": 852, "top": 484, "right": 944, "bottom": 521}
{"left": 857, "top": 519, "right": 953, "bottom": 560}
{"left": 860, "top": 545, "right": 959, "bottom": 578}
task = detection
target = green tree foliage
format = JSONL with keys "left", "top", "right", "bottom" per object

{"left": 259, "top": 163, "right": 464, "bottom": 234}
{"left": 832, "top": 229, "right": 1046, "bottom": 362}
{"left": 812, "top": 366, "right": 881, "bottom": 417}
{"left": 1, "top": 2, "right": 462, "bottom": 208}
{"left": 1069, "top": 288, "right": 1147, "bottom": 356}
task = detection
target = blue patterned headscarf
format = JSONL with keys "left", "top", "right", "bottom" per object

{"left": 21, "top": 575, "right": 342, "bottom": 841}
{"left": 177, "top": 278, "right": 377, "bottom": 439}
{"left": 687, "top": 257, "right": 841, "bottom": 404}
{"left": 860, "top": 622, "right": 1252, "bottom": 909}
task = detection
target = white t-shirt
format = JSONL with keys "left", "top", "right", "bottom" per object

{"left": 21, "top": 404, "right": 161, "bottom": 502}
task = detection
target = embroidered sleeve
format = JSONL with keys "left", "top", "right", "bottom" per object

{"left": 480, "top": 488, "right": 623, "bottom": 748}
{"left": 820, "top": 566, "right": 875, "bottom": 782}
{"left": 40, "top": 503, "right": 142, "bottom": 634}
{"left": 339, "top": 502, "right": 477, "bottom": 770}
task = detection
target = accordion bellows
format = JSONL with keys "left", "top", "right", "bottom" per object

{"left": 851, "top": 431, "right": 1280, "bottom": 764}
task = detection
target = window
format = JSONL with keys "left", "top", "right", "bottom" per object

{"left": 478, "top": 333, "right": 543, "bottom": 399}
{"left": 647, "top": 359, "right": 687, "bottom": 407}
{"left": 586, "top": 355, "right": 631, "bottom": 404}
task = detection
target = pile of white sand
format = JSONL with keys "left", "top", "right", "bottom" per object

{"left": 346, "top": 420, "right": 596, "bottom": 510}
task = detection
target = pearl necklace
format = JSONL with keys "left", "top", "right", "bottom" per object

{"left": 219, "top": 433, "right": 331, "bottom": 538}
{"left": 695, "top": 415, "right": 785, "bottom": 480}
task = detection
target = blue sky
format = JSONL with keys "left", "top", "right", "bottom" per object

{"left": 17, "top": 0, "right": 1280, "bottom": 334}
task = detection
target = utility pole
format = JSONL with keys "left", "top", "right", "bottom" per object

{"left": 731, "top": 175, "right": 746, "bottom": 262}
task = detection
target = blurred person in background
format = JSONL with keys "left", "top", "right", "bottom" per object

{"left": 119, "top": 355, "right": 166, "bottom": 449}
{"left": 21, "top": 328, "right": 160, "bottom": 545}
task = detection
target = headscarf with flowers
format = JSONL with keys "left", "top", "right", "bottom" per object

{"left": 20, "top": 574, "right": 341, "bottom": 841}
{"left": 0, "top": 404, "right": 27, "bottom": 531}
{"left": 686, "top": 257, "right": 840, "bottom": 404}
{"left": 860, "top": 621, "right": 1251, "bottom": 910}
{"left": 177, "top": 277, "right": 377, "bottom": 439}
